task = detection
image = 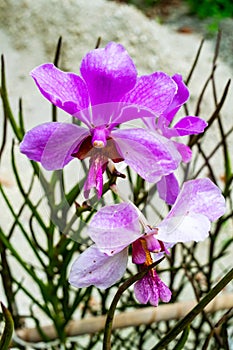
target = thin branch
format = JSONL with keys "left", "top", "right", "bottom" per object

{"left": 14, "top": 293, "right": 233, "bottom": 343}
{"left": 150, "top": 267, "right": 233, "bottom": 350}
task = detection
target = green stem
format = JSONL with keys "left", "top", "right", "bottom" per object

{"left": 0, "top": 55, "right": 23, "bottom": 141}
{"left": 103, "top": 258, "right": 164, "bottom": 350}
{"left": 0, "top": 303, "right": 14, "bottom": 350}
{"left": 150, "top": 267, "right": 233, "bottom": 350}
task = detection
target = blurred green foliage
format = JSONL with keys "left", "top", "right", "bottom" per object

{"left": 113, "top": 0, "right": 233, "bottom": 19}
{"left": 113, "top": 0, "right": 159, "bottom": 9}
{"left": 187, "top": 0, "right": 233, "bottom": 19}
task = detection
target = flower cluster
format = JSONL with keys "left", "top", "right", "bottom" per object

{"left": 20, "top": 42, "right": 206, "bottom": 200}
{"left": 69, "top": 179, "right": 225, "bottom": 306}
{"left": 20, "top": 42, "right": 225, "bottom": 306}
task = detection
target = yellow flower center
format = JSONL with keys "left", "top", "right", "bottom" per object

{"left": 93, "top": 140, "right": 105, "bottom": 148}
{"left": 141, "top": 239, "right": 153, "bottom": 266}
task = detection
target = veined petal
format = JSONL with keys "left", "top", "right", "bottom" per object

{"left": 166, "top": 178, "right": 226, "bottom": 221}
{"left": 172, "top": 116, "right": 208, "bottom": 137}
{"left": 83, "top": 155, "right": 107, "bottom": 199}
{"left": 31, "top": 64, "right": 90, "bottom": 116}
{"left": 154, "top": 242, "right": 174, "bottom": 261}
{"left": 21, "top": 122, "right": 88, "bottom": 169}
{"left": 142, "top": 116, "right": 157, "bottom": 131}
{"left": 156, "top": 178, "right": 226, "bottom": 242}
{"left": 134, "top": 275, "right": 152, "bottom": 305}
{"left": 134, "top": 272, "right": 171, "bottom": 306}
{"left": 132, "top": 240, "right": 146, "bottom": 264}
{"left": 121, "top": 72, "right": 177, "bottom": 116}
{"left": 20, "top": 122, "right": 61, "bottom": 162}
{"left": 157, "top": 173, "right": 179, "bottom": 205}
{"left": 114, "top": 103, "right": 157, "bottom": 125}
{"left": 144, "top": 235, "right": 161, "bottom": 252}
{"left": 80, "top": 42, "right": 137, "bottom": 105}
{"left": 113, "top": 128, "right": 181, "bottom": 183}
{"left": 69, "top": 245, "right": 128, "bottom": 289}
{"left": 86, "top": 203, "right": 141, "bottom": 254}
{"left": 162, "top": 74, "right": 190, "bottom": 124}
{"left": 174, "top": 142, "right": 192, "bottom": 163}
{"left": 73, "top": 102, "right": 156, "bottom": 130}
{"left": 31, "top": 122, "right": 89, "bottom": 170}
{"left": 157, "top": 213, "right": 211, "bottom": 242}
{"left": 156, "top": 275, "right": 172, "bottom": 303}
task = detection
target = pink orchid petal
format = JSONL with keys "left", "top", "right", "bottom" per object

{"left": 73, "top": 102, "right": 156, "bottom": 130}
{"left": 20, "top": 122, "right": 61, "bottom": 162}
{"left": 162, "top": 73, "right": 189, "bottom": 124}
{"left": 83, "top": 155, "right": 107, "bottom": 199}
{"left": 144, "top": 235, "right": 161, "bottom": 252}
{"left": 134, "top": 275, "right": 152, "bottom": 305}
{"left": 157, "top": 173, "right": 179, "bottom": 205}
{"left": 31, "top": 64, "right": 90, "bottom": 117}
{"left": 156, "top": 178, "right": 226, "bottom": 242}
{"left": 142, "top": 116, "right": 157, "bottom": 131}
{"left": 121, "top": 72, "right": 177, "bottom": 116}
{"left": 172, "top": 116, "right": 208, "bottom": 137}
{"left": 38, "top": 123, "right": 89, "bottom": 170}
{"left": 134, "top": 272, "right": 171, "bottom": 306}
{"left": 174, "top": 142, "right": 192, "bottom": 163}
{"left": 113, "top": 103, "right": 157, "bottom": 125}
{"left": 167, "top": 178, "right": 226, "bottom": 221}
{"left": 157, "top": 213, "right": 211, "bottom": 243}
{"left": 75, "top": 103, "right": 120, "bottom": 129}
{"left": 86, "top": 203, "right": 141, "bottom": 254}
{"left": 155, "top": 275, "right": 172, "bottom": 302}
{"left": 113, "top": 128, "right": 181, "bottom": 183}
{"left": 132, "top": 240, "right": 146, "bottom": 264}
{"left": 157, "top": 117, "right": 207, "bottom": 138}
{"left": 154, "top": 242, "right": 174, "bottom": 261}
{"left": 69, "top": 245, "right": 128, "bottom": 289}
{"left": 80, "top": 42, "right": 137, "bottom": 105}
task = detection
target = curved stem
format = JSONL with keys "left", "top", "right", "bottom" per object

{"left": 0, "top": 303, "right": 14, "bottom": 350}
{"left": 150, "top": 267, "right": 233, "bottom": 350}
{"left": 103, "top": 258, "right": 164, "bottom": 350}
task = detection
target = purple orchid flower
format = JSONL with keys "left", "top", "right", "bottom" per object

{"left": 20, "top": 42, "right": 182, "bottom": 198}
{"left": 143, "top": 74, "right": 208, "bottom": 205}
{"left": 69, "top": 178, "right": 225, "bottom": 306}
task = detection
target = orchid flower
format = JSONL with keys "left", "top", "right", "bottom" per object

{"left": 143, "top": 74, "right": 208, "bottom": 205}
{"left": 20, "top": 42, "right": 182, "bottom": 198}
{"left": 69, "top": 178, "right": 225, "bottom": 306}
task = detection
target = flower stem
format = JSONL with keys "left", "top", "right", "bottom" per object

{"left": 102, "top": 258, "right": 164, "bottom": 350}
{"left": 150, "top": 267, "right": 233, "bottom": 350}
{"left": 0, "top": 303, "right": 14, "bottom": 350}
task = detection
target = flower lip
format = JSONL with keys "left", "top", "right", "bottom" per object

{"left": 72, "top": 135, "right": 124, "bottom": 163}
